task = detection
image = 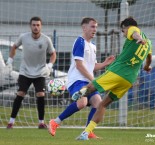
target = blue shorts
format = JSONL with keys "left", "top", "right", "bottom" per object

{"left": 68, "top": 80, "right": 99, "bottom": 101}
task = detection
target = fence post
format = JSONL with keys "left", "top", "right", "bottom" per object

{"left": 53, "top": 29, "right": 57, "bottom": 77}
{"left": 118, "top": 0, "right": 129, "bottom": 126}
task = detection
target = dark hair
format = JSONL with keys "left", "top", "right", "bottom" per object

{"left": 81, "top": 17, "right": 97, "bottom": 25}
{"left": 30, "top": 16, "right": 42, "bottom": 24}
{"left": 120, "top": 16, "right": 138, "bottom": 28}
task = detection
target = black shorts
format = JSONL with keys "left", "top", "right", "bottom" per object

{"left": 18, "top": 75, "right": 46, "bottom": 93}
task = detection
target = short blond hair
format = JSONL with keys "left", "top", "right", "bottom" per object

{"left": 81, "top": 17, "right": 97, "bottom": 26}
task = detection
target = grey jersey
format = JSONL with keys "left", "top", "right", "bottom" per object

{"left": 15, "top": 32, "right": 55, "bottom": 78}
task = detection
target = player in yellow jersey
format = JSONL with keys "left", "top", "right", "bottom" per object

{"left": 72, "top": 17, "right": 152, "bottom": 140}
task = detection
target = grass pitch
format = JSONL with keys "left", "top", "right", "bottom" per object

{"left": 0, "top": 128, "right": 154, "bottom": 145}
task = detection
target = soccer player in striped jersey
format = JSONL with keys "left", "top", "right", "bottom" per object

{"left": 48, "top": 17, "right": 115, "bottom": 139}
{"left": 73, "top": 17, "right": 152, "bottom": 140}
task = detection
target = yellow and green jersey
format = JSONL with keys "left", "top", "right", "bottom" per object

{"left": 107, "top": 26, "right": 152, "bottom": 84}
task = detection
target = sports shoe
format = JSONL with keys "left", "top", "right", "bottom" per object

{"left": 72, "top": 87, "right": 87, "bottom": 101}
{"left": 48, "top": 119, "right": 59, "bottom": 136}
{"left": 88, "top": 132, "right": 100, "bottom": 139}
{"left": 38, "top": 123, "right": 47, "bottom": 129}
{"left": 76, "top": 131, "right": 89, "bottom": 140}
{"left": 6, "top": 123, "right": 13, "bottom": 129}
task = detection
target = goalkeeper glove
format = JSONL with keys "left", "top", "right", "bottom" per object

{"left": 47, "top": 62, "right": 53, "bottom": 71}
{"left": 41, "top": 63, "right": 53, "bottom": 77}
{"left": 6, "top": 57, "right": 13, "bottom": 70}
{"left": 6, "top": 57, "right": 13, "bottom": 65}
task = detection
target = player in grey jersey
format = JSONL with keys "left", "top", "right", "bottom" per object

{"left": 6, "top": 16, "right": 56, "bottom": 129}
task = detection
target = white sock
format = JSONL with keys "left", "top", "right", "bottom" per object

{"left": 39, "top": 120, "right": 44, "bottom": 124}
{"left": 54, "top": 117, "right": 61, "bottom": 124}
{"left": 9, "top": 118, "right": 15, "bottom": 124}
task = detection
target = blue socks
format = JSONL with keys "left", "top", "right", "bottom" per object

{"left": 58, "top": 102, "right": 97, "bottom": 126}
{"left": 59, "top": 102, "right": 79, "bottom": 121}
{"left": 86, "top": 108, "right": 96, "bottom": 126}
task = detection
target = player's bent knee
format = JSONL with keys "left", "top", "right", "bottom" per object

{"left": 77, "top": 103, "right": 86, "bottom": 109}
{"left": 17, "top": 91, "right": 26, "bottom": 97}
{"left": 36, "top": 92, "right": 45, "bottom": 97}
{"left": 77, "top": 99, "right": 87, "bottom": 109}
{"left": 89, "top": 94, "right": 102, "bottom": 107}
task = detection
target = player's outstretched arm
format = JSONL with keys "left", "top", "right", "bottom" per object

{"left": 94, "top": 55, "right": 115, "bottom": 71}
{"left": 103, "top": 55, "right": 115, "bottom": 66}
{"left": 132, "top": 31, "right": 146, "bottom": 45}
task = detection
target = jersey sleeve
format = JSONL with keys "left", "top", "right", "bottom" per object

{"left": 127, "top": 26, "right": 140, "bottom": 40}
{"left": 73, "top": 37, "right": 85, "bottom": 61}
{"left": 47, "top": 36, "right": 55, "bottom": 54}
{"left": 148, "top": 39, "right": 152, "bottom": 54}
{"left": 15, "top": 34, "right": 23, "bottom": 48}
